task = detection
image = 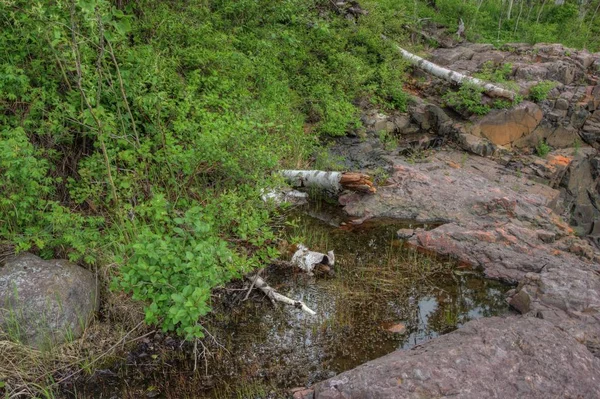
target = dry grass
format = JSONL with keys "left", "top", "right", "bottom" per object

{"left": 0, "top": 286, "right": 148, "bottom": 398}
{"left": 0, "top": 244, "right": 15, "bottom": 266}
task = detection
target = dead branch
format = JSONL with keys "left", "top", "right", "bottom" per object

{"left": 245, "top": 274, "right": 316, "bottom": 315}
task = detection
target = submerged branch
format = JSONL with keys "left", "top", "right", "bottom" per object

{"left": 245, "top": 274, "right": 317, "bottom": 315}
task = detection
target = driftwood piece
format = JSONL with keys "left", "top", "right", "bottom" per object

{"left": 291, "top": 244, "right": 335, "bottom": 276}
{"left": 383, "top": 35, "right": 517, "bottom": 101}
{"left": 280, "top": 170, "right": 376, "bottom": 194}
{"left": 245, "top": 274, "right": 316, "bottom": 315}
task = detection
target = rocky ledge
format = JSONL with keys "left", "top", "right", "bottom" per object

{"left": 303, "top": 146, "right": 600, "bottom": 398}
{"left": 313, "top": 316, "right": 600, "bottom": 399}
{"left": 309, "top": 39, "right": 600, "bottom": 396}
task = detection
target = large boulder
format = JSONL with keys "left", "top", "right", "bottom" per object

{"left": 313, "top": 316, "right": 600, "bottom": 399}
{"left": 470, "top": 102, "right": 543, "bottom": 147}
{"left": 0, "top": 253, "right": 99, "bottom": 348}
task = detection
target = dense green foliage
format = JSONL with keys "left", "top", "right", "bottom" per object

{"left": 473, "top": 61, "right": 513, "bottom": 84}
{"left": 442, "top": 82, "right": 491, "bottom": 115}
{"left": 529, "top": 80, "right": 557, "bottom": 102}
{"left": 2, "top": 0, "right": 597, "bottom": 341}
{"left": 406, "top": 0, "right": 600, "bottom": 50}
{"left": 0, "top": 0, "right": 409, "bottom": 339}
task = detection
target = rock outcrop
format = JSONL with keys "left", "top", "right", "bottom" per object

{"left": 0, "top": 253, "right": 99, "bottom": 348}
{"left": 410, "top": 42, "right": 600, "bottom": 150}
{"left": 470, "top": 101, "right": 543, "bottom": 147}
{"left": 319, "top": 147, "right": 600, "bottom": 397}
{"left": 317, "top": 39, "right": 600, "bottom": 399}
{"left": 313, "top": 316, "right": 600, "bottom": 398}
{"left": 340, "top": 152, "right": 599, "bottom": 281}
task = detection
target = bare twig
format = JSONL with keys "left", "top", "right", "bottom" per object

{"left": 245, "top": 274, "right": 316, "bottom": 315}
{"left": 69, "top": 1, "right": 120, "bottom": 210}
{"left": 106, "top": 39, "right": 141, "bottom": 149}
{"left": 243, "top": 268, "right": 263, "bottom": 301}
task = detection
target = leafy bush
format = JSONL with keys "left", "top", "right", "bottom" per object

{"left": 529, "top": 81, "right": 557, "bottom": 102}
{"left": 0, "top": 0, "right": 412, "bottom": 339}
{"left": 536, "top": 139, "right": 552, "bottom": 157}
{"left": 474, "top": 62, "right": 513, "bottom": 83}
{"left": 442, "top": 83, "right": 491, "bottom": 115}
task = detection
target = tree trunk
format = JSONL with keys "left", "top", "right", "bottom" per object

{"left": 384, "top": 37, "right": 517, "bottom": 101}
{"left": 280, "top": 170, "right": 376, "bottom": 194}
{"left": 514, "top": 0, "right": 525, "bottom": 33}
{"left": 537, "top": 0, "right": 548, "bottom": 23}
{"left": 507, "top": 0, "right": 514, "bottom": 19}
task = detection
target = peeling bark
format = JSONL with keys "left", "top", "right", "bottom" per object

{"left": 384, "top": 35, "right": 517, "bottom": 101}
{"left": 280, "top": 170, "right": 376, "bottom": 194}
{"left": 291, "top": 244, "right": 335, "bottom": 276}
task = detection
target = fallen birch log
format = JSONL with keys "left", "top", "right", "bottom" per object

{"left": 245, "top": 274, "right": 316, "bottom": 315}
{"left": 280, "top": 170, "right": 376, "bottom": 194}
{"left": 383, "top": 35, "right": 516, "bottom": 101}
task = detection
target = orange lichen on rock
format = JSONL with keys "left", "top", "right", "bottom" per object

{"left": 547, "top": 154, "right": 572, "bottom": 168}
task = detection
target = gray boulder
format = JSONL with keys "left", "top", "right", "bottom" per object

{"left": 0, "top": 253, "right": 99, "bottom": 348}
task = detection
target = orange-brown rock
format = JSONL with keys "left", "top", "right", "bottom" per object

{"left": 470, "top": 101, "right": 543, "bottom": 147}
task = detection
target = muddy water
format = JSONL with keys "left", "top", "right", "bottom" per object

{"left": 74, "top": 206, "right": 510, "bottom": 398}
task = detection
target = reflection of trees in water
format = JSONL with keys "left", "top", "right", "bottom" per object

{"left": 425, "top": 276, "right": 508, "bottom": 336}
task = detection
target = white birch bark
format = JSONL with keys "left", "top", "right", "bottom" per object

{"left": 291, "top": 244, "right": 335, "bottom": 276}
{"left": 507, "top": 0, "right": 514, "bottom": 19}
{"left": 384, "top": 36, "right": 517, "bottom": 101}
{"left": 246, "top": 274, "right": 316, "bottom": 315}
{"left": 281, "top": 170, "right": 342, "bottom": 192}
{"left": 280, "top": 170, "right": 376, "bottom": 194}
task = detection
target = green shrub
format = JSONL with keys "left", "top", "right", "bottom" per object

{"left": 528, "top": 81, "right": 557, "bottom": 102}
{"left": 474, "top": 62, "right": 513, "bottom": 83}
{"left": 0, "top": 0, "right": 412, "bottom": 339}
{"left": 116, "top": 192, "right": 277, "bottom": 339}
{"left": 442, "top": 83, "right": 491, "bottom": 115}
{"left": 536, "top": 139, "right": 552, "bottom": 157}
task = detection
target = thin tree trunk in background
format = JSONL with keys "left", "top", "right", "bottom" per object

{"left": 587, "top": 0, "right": 600, "bottom": 36}
{"left": 537, "top": 0, "right": 548, "bottom": 23}
{"left": 514, "top": 0, "right": 525, "bottom": 33}
{"left": 385, "top": 37, "right": 517, "bottom": 100}
{"left": 508, "top": 0, "right": 514, "bottom": 19}
{"left": 526, "top": 0, "right": 535, "bottom": 22}
{"left": 497, "top": 15, "right": 503, "bottom": 41}
{"left": 472, "top": 0, "right": 486, "bottom": 30}
{"left": 578, "top": 0, "right": 590, "bottom": 22}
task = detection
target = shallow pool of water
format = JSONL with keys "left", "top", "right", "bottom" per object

{"left": 72, "top": 205, "right": 510, "bottom": 398}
